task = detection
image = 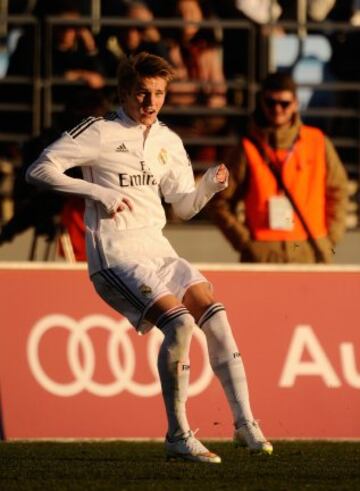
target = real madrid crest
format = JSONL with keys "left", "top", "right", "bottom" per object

{"left": 139, "top": 284, "right": 152, "bottom": 297}
{"left": 158, "top": 148, "right": 168, "bottom": 165}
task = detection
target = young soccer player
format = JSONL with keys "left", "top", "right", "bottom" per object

{"left": 26, "top": 52, "right": 272, "bottom": 463}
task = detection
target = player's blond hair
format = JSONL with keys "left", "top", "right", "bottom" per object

{"left": 117, "top": 52, "right": 175, "bottom": 102}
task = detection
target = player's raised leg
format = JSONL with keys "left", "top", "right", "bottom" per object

{"left": 184, "top": 284, "right": 273, "bottom": 455}
{"left": 147, "top": 295, "right": 221, "bottom": 463}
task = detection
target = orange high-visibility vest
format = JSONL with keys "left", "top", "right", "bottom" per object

{"left": 242, "top": 125, "right": 328, "bottom": 241}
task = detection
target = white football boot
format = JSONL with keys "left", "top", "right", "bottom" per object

{"left": 165, "top": 430, "right": 221, "bottom": 463}
{"left": 234, "top": 421, "right": 273, "bottom": 455}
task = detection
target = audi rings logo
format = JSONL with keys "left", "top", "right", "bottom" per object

{"left": 27, "top": 314, "right": 213, "bottom": 398}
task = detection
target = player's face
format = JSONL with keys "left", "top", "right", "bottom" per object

{"left": 261, "top": 90, "right": 298, "bottom": 128}
{"left": 123, "top": 76, "right": 167, "bottom": 126}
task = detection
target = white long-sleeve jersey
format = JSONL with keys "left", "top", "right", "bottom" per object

{"left": 26, "top": 108, "right": 226, "bottom": 274}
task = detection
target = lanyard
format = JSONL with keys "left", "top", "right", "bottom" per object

{"left": 259, "top": 132, "right": 299, "bottom": 169}
{"left": 249, "top": 132, "right": 300, "bottom": 193}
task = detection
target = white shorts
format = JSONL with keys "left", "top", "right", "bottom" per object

{"left": 91, "top": 256, "right": 210, "bottom": 334}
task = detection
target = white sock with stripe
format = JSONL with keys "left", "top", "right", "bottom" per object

{"left": 157, "top": 307, "right": 195, "bottom": 439}
{"left": 199, "top": 303, "right": 254, "bottom": 428}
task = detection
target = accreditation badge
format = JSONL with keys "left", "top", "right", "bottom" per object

{"left": 268, "top": 195, "right": 294, "bottom": 230}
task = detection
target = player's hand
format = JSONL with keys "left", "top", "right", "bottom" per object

{"left": 215, "top": 163, "right": 229, "bottom": 184}
{"left": 110, "top": 197, "right": 133, "bottom": 217}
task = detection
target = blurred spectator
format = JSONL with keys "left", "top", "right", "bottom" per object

{"left": 213, "top": 0, "right": 282, "bottom": 96}
{"left": 306, "top": 0, "right": 336, "bottom": 21}
{"left": 0, "top": 0, "right": 41, "bottom": 163}
{"left": 328, "top": 1, "right": 360, "bottom": 82}
{"left": 0, "top": 89, "right": 110, "bottom": 261}
{"left": 271, "top": 1, "right": 338, "bottom": 130}
{"left": 235, "top": 0, "right": 282, "bottom": 24}
{"left": 279, "top": 0, "right": 336, "bottom": 22}
{"left": 164, "top": 0, "right": 227, "bottom": 164}
{"left": 59, "top": 196, "right": 86, "bottom": 261}
{"left": 1, "top": 0, "right": 106, "bottom": 161}
{"left": 211, "top": 0, "right": 250, "bottom": 89}
{"left": 48, "top": 0, "right": 105, "bottom": 88}
{"left": 166, "top": 0, "right": 226, "bottom": 109}
{"left": 99, "top": 0, "right": 170, "bottom": 78}
{"left": 325, "top": 0, "right": 360, "bottom": 160}
{"left": 208, "top": 72, "right": 349, "bottom": 263}
{"left": 7, "top": 0, "right": 105, "bottom": 87}
{"left": 350, "top": 0, "right": 360, "bottom": 24}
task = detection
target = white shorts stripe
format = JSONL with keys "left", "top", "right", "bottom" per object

{"left": 99, "top": 269, "right": 145, "bottom": 311}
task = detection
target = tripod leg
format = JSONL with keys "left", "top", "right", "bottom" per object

{"left": 28, "top": 231, "right": 38, "bottom": 261}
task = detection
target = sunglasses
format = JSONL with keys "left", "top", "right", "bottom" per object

{"left": 264, "top": 97, "right": 293, "bottom": 109}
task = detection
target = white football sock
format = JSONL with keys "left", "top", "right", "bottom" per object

{"left": 157, "top": 306, "right": 195, "bottom": 439}
{"left": 199, "top": 303, "right": 254, "bottom": 428}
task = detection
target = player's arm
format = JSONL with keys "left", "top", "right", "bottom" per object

{"left": 170, "top": 164, "right": 228, "bottom": 220}
{"left": 206, "top": 142, "right": 252, "bottom": 251}
{"left": 26, "top": 121, "right": 132, "bottom": 216}
{"left": 160, "top": 136, "right": 228, "bottom": 220}
{"left": 26, "top": 154, "right": 132, "bottom": 216}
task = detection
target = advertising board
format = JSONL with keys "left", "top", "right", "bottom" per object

{"left": 0, "top": 264, "right": 359, "bottom": 439}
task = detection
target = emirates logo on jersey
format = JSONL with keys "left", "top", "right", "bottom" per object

{"left": 118, "top": 173, "right": 158, "bottom": 187}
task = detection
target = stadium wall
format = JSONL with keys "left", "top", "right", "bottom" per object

{"left": 0, "top": 263, "right": 359, "bottom": 441}
{"left": 0, "top": 226, "right": 360, "bottom": 264}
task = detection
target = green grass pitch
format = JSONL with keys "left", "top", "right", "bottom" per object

{"left": 1, "top": 440, "right": 359, "bottom": 491}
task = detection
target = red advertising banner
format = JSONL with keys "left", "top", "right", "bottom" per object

{"left": 0, "top": 263, "right": 359, "bottom": 440}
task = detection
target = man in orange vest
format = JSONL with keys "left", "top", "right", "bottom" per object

{"left": 208, "top": 72, "right": 349, "bottom": 263}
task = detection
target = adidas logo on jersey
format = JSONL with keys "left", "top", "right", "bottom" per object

{"left": 116, "top": 143, "right": 129, "bottom": 152}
